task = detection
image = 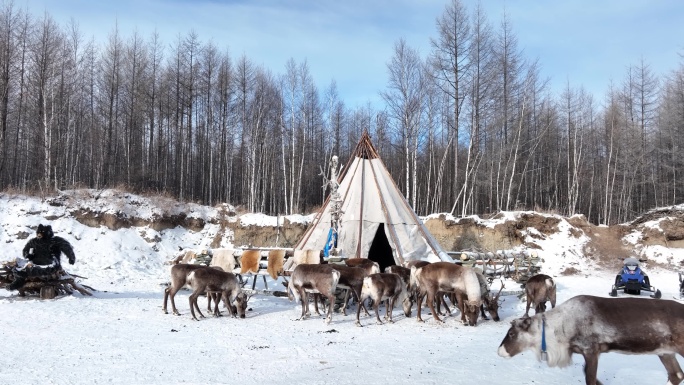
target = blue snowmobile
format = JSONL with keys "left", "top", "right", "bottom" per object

{"left": 609, "top": 257, "right": 661, "bottom": 299}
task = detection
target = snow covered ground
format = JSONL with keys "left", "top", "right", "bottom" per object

{"left": 1, "top": 191, "right": 683, "bottom": 385}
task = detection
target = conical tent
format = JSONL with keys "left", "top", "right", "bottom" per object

{"left": 295, "top": 132, "right": 452, "bottom": 271}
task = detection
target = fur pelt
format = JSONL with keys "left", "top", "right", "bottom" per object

{"left": 239, "top": 250, "right": 261, "bottom": 274}
{"left": 209, "top": 248, "right": 236, "bottom": 272}
{"left": 267, "top": 250, "right": 286, "bottom": 280}
{"left": 283, "top": 249, "right": 322, "bottom": 271}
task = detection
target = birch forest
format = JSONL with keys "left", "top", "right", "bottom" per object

{"left": 0, "top": 1, "right": 683, "bottom": 225}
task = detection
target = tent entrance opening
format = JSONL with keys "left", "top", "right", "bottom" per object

{"left": 368, "top": 223, "right": 394, "bottom": 272}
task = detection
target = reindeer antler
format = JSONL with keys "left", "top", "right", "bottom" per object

{"left": 494, "top": 279, "right": 505, "bottom": 301}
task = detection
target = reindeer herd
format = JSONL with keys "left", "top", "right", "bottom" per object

{"left": 162, "top": 256, "right": 509, "bottom": 327}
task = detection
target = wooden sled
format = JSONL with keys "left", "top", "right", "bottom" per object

{"left": 1, "top": 261, "right": 94, "bottom": 299}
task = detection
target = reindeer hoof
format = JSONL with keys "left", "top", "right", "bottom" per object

{"left": 355, "top": 322, "right": 363, "bottom": 327}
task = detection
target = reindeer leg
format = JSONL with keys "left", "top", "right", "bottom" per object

{"left": 658, "top": 353, "right": 684, "bottom": 385}
{"left": 353, "top": 288, "right": 371, "bottom": 317}
{"left": 439, "top": 293, "right": 451, "bottom": 316}
{"left": 427, "top": 291, "right": 443, "bottom": 323}
{"left": 298, "top": 288, "right": 308, "bottom": 320}
{"left": 581, "top": 350, "right": 601, "bottom": 385}
{"left": 524, "top": 298, "right": 532, "bottom": 317}
{"left": 189, "top": 292, "right": 205, "bottom": 321}
{"left": 415, "top": 292, "right": 425, "bottom": 323}
{"left": 325, "top": 293, "right": 334, "bottom": 324}
{"left": 213, "top": 293, "right": 223, "bottom": 317}
{"left": 384, "top": 299, "right": 390, "bottom": 321}
{"left": 167, "top": 286, "right": 182, "bottom": 316}
{"left": 386, "top": 296, "right": 396, "bottom": 323}
{"left": 163, "top": 287, "right": 171, "bottom": 314}
{"left": 355, "top": 295, "right": 365, "bottom": 327}
{"left": 223, "top": 292, "right": 236, "bottom": 318}
{"left": 480, "top": 303, "right": 489, "bottom": 320}
{"left": 340, "top": 288, "right": 350, "bottom": 316}
{"left": 374, "top": 296, "right": 383, "bottom": 325}
{"left": 313, "top": 293, "right": 322, "bottom": 316}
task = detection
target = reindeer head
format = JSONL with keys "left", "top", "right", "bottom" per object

{"left": 465, "top": 300, "right": 481, "bottom": 326}
{"left": 233, "top": 291, "right": 252, "bottom": 319}
{"left": 484, "top": 280, "right": 505, "bottom": 322}
{"left": 402, "top": 296, "right": 413, "bottom": 318}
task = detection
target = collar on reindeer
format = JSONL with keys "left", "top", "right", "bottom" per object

{"left": 541, "top": 314, "right": 548, "bottom": 361}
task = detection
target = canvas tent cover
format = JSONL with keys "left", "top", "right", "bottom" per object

{"left": 296, "top": 133, "right": 450, "bottom": 267}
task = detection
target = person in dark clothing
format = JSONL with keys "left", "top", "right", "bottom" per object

{"left": 6, "top": 224, "right": 76, "bottom": 291}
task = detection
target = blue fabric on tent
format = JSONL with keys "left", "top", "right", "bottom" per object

{"left": 323, "top": 228, "right": 338, "bottom": 257}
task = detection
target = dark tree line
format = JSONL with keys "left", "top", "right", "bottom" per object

{"left": 0, "top": 0, "right": 683, "bottom": 225}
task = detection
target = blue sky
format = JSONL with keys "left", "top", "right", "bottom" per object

{"left": 23, "top": 0, "right": 684, "bottom": 108}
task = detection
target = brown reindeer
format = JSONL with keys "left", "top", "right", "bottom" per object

{"left": 524, "top": 274, "right": 556, "bottom": 317}
{"left": 401, "top": 260, "right": 453, "bottom": 317}
{"left": 386, "top": 265, "right": 416, "bottom": 317}
{"left": 478, "top": 273, "right": 504, "bottom": 321}
{"left": 286, "top": 264, "right": 340, "bottom": 324}
{"left": 448, "top": 271, "right": 504, "bottom": 321}
{"left": 163, "top": 264, "right": 205, "bottom": 316}
{"left": 345, "top": 258, "right": 379, "bottom": 270}
{"left": 186, "top": 267, "right": 250, "bottom": 321}
{"left": 411, "top": 262, "right": 482, "bottom": 326}
{"left": 330, "top": 264, "right": 377, "bottom": 316}
{"left": 498, "top": 295, "right": 684, "bottom": 385}
{"left": 356, "top": 273, "right": 409, "bottom": 327}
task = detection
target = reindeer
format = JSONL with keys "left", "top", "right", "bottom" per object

{"left": 523, "top": 274, "right": 556, "bottom": 317}
{"left": 330, "top": 263, "right": 378, "bottom": 316}
{"left": 186, "top": 267, "right": 250, "bottom": 321}
{"left": 411, "top": 262, "right": 482, "bottom": 326}
{"left": 356, "top": 273, "right": 409, "bottom": 327}
{"left": 499, "top": 295, "right": 684, "bottom": 385}
{"left": 286, "top": 264, "right": 340, "bottom": 324}
{"left": 477, "top": 272, "right": 504, "bottom": 322}
{"left": 401, "top": 260, "right": 453, "bottom": 317}
{"left": 386, "top": 265, "right": 415, "bottom": 317}
{"left": 345, "top": 258, "right": 379, "bottom": 270}
{"left": 163, "top": 263, "right": 205, "bottom": 316}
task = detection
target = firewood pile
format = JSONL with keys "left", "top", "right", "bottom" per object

{"left": 1, "top": 260, "right": 95, "bottom": 299}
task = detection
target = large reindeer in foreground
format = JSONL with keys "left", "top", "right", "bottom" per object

{"left": 286, "top": 264, "right": 340, "bottom": 324}
{"left": 356, "top": 273, "right": 409, "bottom": 326}
{"left": 499, "top": 295, "right": 684, "bottom": 385}
{"left": 411, "top": 262, "right": 482, "bottom": 326}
